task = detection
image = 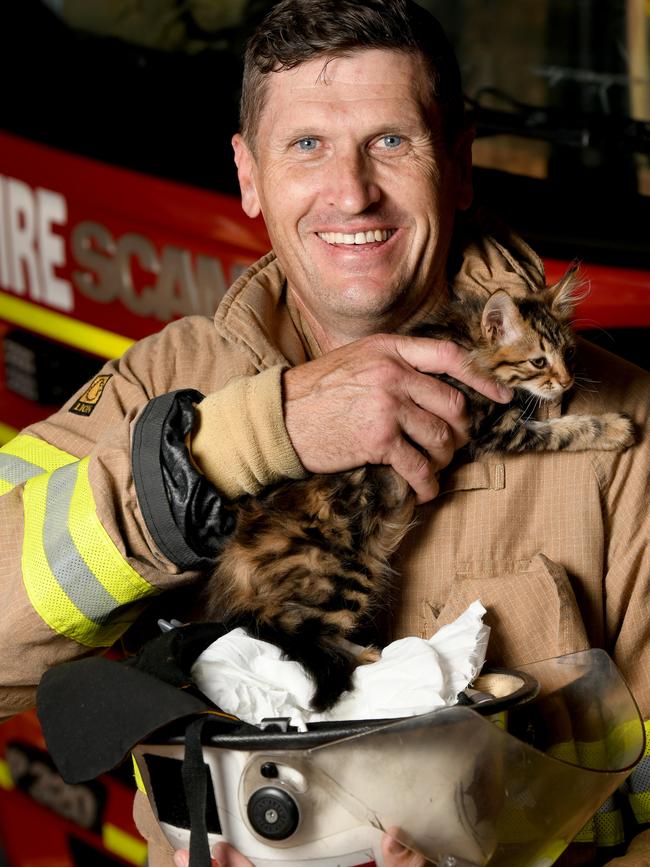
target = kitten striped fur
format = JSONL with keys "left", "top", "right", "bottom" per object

{"left": 203, "top": 266, "right": 635, "bottom": 711}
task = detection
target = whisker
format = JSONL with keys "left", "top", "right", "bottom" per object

{"left": 573, "top": 322, "right": 615, "bottom": 342}
{"left": 519, "top": 393, "right": 541, "bottom": 423}
{"left": 574, "top": 382, "right": 598, "bottom": 395}
{"left": 515, "top": 393, "right": 536, "bottom": 424}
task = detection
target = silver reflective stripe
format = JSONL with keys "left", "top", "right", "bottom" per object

{"left": 0, "top": 453, "right": 44, "bottom": 487}
{"left": 629, "top": 754, "right": 650, "bottom": 792}
{"left": 43, "top": 462, "right": 120, "bottom": 625}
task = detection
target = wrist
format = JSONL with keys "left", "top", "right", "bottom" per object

{"left": 190, "top": 366, "right": 306, "bottom": 498}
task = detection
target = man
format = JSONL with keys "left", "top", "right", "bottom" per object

{"left": 1, "top": 1, "right": 648, "bottom": 865}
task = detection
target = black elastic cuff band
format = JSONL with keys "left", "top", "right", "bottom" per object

{"left": 132, "top": 390, "right": 235, "bottom": 570}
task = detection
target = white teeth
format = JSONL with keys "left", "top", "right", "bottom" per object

{"left": 317, "top": 229, "right": 395, "bottom": 245}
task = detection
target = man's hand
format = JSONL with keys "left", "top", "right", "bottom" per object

{"left": 173, "top": 843, "right": 249, "bottom": 867}
{"left": 173, "top": 833, "right": 427, "bottom": 866}
{"left": 284, "top": 333, "right": 512, "bottom": 504}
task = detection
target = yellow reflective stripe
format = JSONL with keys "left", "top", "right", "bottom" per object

{"left": 131, "top": 755, "right": 146, "bottom": 794}
{"left": 547, "top": 739, "right": 580, "bottom": 765}
{"left": 487, "top": 710, "right": 507, "bottom": 730}
{"left": 574, "top": 797, "right": 624, "bottom": 847}
{"left": 0, "top": 760, "right": 14, "bottom": 791}
{"left": 0, "top": 294, "right": 134, "bottom": 360}
{"left": 530, "top": 839, "right": 569, "bottom": 866}
{"left": 547, "top": 725, "right": 644, "bottom": 772}
{"left": 629, "top": 791, "right": 650, "bottom": 823}
{"left": 70, "top": 459, "right": 159, "bottom": 606}
{"left": 102, "top": 823, "right": 147, "bottom": 866}
{"left": 0, "top": 422, "right": 18, "bottom": 446}
{"left": 22, "top": 459, "right": 159, "bottom": 647}
{"left": 592, "top": 806, "right": 625, "bottom": 846}
{"left": 573, "top": 817, "right": 594, "bottom": 843}
{"left": 23, "top": 468, "right": 104, "bottom": 645}
{"left": 626, "top": 720, "right": 650, "bottom": 822}
{"left": 0, "top": 434, "right": 77, "bottom": 495}
{"left": 2, "top": 434, "right": 77, "bottom": 471}
{"left": 605, "top": 717, "right": 648, "bottom": 765}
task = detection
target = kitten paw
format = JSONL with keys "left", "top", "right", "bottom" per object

{"left": 599, "top": 412, "right": 636, "bottom": 451}
{"left": 355, "top": 645, "right": 381, "bottom": 665}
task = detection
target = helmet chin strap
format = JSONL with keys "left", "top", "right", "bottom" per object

{"left": 182, "top": 716, "right": 213, "bottom": 867}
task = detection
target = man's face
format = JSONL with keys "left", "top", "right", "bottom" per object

{"left": 233, "top": 48, "right": 472, "bottom": 346}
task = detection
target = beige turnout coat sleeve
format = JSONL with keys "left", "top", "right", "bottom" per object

{"left": 0, "top": 255, "right": 307, "bottom": 719}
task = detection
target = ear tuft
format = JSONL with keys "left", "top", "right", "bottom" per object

{"left": 548, "top": 262, "right": 589, "bottom": 319}
{"left": 481, "top": 289, "right": 523, "bottom": 343}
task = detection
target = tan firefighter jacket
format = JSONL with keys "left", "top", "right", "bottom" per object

{"left": 1, "top": 224, "right": 649, "bottom": 862}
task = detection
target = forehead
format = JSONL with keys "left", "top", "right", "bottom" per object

{"left": 259, "top": 48, "right": 438, "bottom": 136}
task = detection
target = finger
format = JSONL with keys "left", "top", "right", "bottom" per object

{"left": 381, "top": 831, "right": 428, "bottom": 867}
{"left": 403, "top": 371, "right": 470, "bottom": 448}
{"left": 388, "top": 435, "right": 440, "bottom": 504}
{"left": 211, "top": 842, "right": 254, "bottom": 867}
{"left": 391, "top": 335, "right": 513, "bottom": 403}
{"left": 173, "top": 853, "right": 189, "bottom": 867}
{"left": 398, "top": 403, "right": 457, "bottom": 469}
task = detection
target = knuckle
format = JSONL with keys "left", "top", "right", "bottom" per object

{"left": 429, "top": 420, "right": 452, "bottom": 445}
{"left": 373, "top": 357, "right": 401, "bottom": 383}
{"left": 437, "top": 339, "right": 465, "bottom": 368}
{"left": 410, "top": 452, "right": 433, "bottom": 482}
{"left": 446, "top": 385, "right": 467, "bottom": 418}
{"left": 373, "top": 390, "right": 400, "bottom": 418}
{"left": 368, "top": 420, "right": 400, "bottom": 458}
{"left": 366, "top": 332, "right": 396, "bottom": 355}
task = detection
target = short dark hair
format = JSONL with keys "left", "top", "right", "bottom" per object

{"left": 240, "top": 0, "right": 465, "bottom": 150}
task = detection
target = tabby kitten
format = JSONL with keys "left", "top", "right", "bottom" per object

{"left": 203, "top": 268, "right": 634, "bottom": 711}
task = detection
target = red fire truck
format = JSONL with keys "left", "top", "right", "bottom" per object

{"left": 0, "top": 1, "right": 649, "bottom": 864}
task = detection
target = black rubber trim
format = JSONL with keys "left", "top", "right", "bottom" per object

{"left": 132, "top": 390, "right": 235, "bottom": 570}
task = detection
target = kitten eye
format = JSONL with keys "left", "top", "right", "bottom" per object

{"left": 529, "top": 357, "right": 547, "bottom": 369}
{"left": 564, "top": 345, "right": 576, "bottom": 362}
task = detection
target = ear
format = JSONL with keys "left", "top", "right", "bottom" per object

{"left": 548, "top": 262, "right": 587, "bottom": 319}
{"left": 232, "top": 134, "right": 262, "bottom": 218}
{"left": 481, "top": 290, "right": 524, "bottom": 344}
{"left": 452, "top": 126, "right": 474, "bottom": 212}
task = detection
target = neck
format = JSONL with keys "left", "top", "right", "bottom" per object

{"left": 288, "top": 286, "right": 450, "bottom": 352}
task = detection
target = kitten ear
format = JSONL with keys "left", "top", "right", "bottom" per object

{"left": 481, "top": 290, "right": 524, "bottom": 344}
{"left": 547, "top": 263, "right": 588, "bottom": 319}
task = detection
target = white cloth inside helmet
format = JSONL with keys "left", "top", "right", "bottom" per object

{"left": 192, "top": 600, "right": 490, "bottom": 730}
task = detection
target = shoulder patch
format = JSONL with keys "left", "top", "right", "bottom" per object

{"left": 69, "top": 374, "right": 113, "bottom": 416}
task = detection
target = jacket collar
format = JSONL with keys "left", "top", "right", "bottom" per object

{"left": 213, "top": 222, "right": 561, "bottom": 417}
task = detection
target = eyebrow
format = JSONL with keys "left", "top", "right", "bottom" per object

{"left": 273, "top": 119, "right": 426, "bottom": 146}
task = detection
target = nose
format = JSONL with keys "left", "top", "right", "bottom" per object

{"left": 556, "top": 365, "right": 574, "bottom": 389}
{"left": 326, "top": 147, "right": 381, "bottom": 214}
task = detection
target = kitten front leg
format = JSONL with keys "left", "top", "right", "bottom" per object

{"left": 524, "top": 412, "right": 635, "bottom": 452}
{"left": 471, "top": 410, "right": 635, "bottom": 455}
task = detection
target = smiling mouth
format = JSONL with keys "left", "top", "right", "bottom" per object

{"left": 316, "top": 229, "right": 396, "bottom": 246}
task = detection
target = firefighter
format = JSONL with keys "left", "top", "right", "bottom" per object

{"left": 1, "top": 1, "right": 649, "bottom": 865}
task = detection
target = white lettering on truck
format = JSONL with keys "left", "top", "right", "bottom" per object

{"left": 0, "top": 174, "right": 237, "bottom": 321}
{"left": 0, "top": 175, "right": 73, "bottom": 311}
{"left": 71, "top": 221, "right": 230, "bottom": 321}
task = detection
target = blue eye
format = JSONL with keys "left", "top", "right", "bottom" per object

{"left": 297, "top": 138, "right": 318, "bottom": 151}
{"left": 381, "top": 135, "right": 403, "bottom": 149}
